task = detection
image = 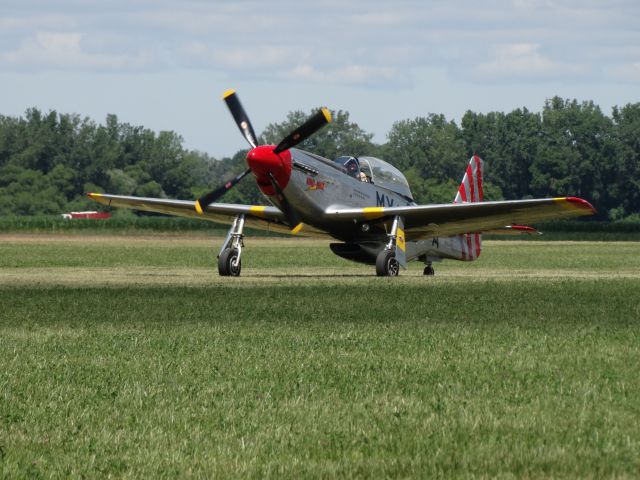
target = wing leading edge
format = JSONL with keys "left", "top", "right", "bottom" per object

{"left": 326, "top": 197, "right": 595, "bottom": 240}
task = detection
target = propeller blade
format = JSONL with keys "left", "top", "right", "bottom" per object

{"left": 268, "top": 173, "right": 303, "bottom": 234}
{"left": 195, "top": 168, "right": 252, "bottom": 214}
{"left": 223, "top": 89, "right": 259, "bottom": 149}
{"left": 273, "top": 108, "right": 332, "bottom": 154}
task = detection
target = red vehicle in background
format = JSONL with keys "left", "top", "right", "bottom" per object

{"left": 61, "top": 211, "right": 111, "bottom": 220}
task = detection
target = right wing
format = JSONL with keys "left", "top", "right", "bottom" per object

{"left": 87, "top": 193, "right": 328, "bottom": 236}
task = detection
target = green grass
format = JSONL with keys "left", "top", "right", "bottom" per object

{"left": 1, "top": 235, "right": 640, "bottom": 478}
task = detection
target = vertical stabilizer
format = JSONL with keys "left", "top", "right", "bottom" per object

{"left": 454, "top": 155, "right": 483, "bottom": 204}
{"left": 454, "top": 155, "right": 484, "bottom": 260}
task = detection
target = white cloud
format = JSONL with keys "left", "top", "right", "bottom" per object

{"left": 0, "top": 0, "right": 637, "bottom": 87}
{"left": 287, "top": 64, "right": 400, "bottom": 86}
{"left": 195, "top": 45, "right": 297, "bottom": 69}
{"left": 473, "top": 43, "right": 588, "bottom": 81}
{"left": 606, "top": 63, "right": 640, "bottom": 83}
{"left": 352, "top": 11, "right": 411, "bottom": 27}
{"left": 0, "top": 31, "right": 153, "bottom": 71}
{"left": 0, "top": 14, "right": 76, "bottom": 30}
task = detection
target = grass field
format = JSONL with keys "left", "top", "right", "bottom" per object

{"left": 1, "top": 234, "right": 639, "bottom": 478}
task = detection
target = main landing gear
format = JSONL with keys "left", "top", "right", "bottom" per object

{"left": 218, "top": 214, "right": 245, "bottom": 276}
{"left": 375, "top": 216, "right": 403, "bottom": 277}
{"left": 376, "top": 249, "right": 400, "bottom": 276}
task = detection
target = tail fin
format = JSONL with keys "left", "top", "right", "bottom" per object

{"left": 454, "top": 155, "right": 483, "bottom": 204}
{"left": 454, "top": 155, "right": 484, "bottom": 261}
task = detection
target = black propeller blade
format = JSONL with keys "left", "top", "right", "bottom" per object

{"left": 195, "top": 168, "right": 252, "bottom": 214}
{"left": 273, "top": 108, "right": 332, "bottom": 154}
{"left": 223, "top": 89, "right": 259, "bottom": 149}
{"left": 268, "top": 173, "right": 303, "bottom": 234}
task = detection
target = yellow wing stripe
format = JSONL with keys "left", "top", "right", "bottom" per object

{"left": 362, "top": 207, "right": 385, "bottom": 220}
{"left": 192, "top": 202, "right": 272, "bottom": 218}
{"left": 249, "top": 206, "right": 267, "bottom": 218}
{"left": 553, "top": 197, "right": 573, "bottom": 210}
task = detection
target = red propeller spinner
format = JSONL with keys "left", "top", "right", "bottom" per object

{"left": 246, "top": 146, "right": 292, "bottom": 197}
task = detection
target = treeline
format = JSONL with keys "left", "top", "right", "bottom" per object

{"left": 1, "top": 97, "right": 639, "bottom": 220}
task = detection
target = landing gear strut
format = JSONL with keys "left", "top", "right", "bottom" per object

{"left": 218, "top": 214, "right": 245, "bottom": 276}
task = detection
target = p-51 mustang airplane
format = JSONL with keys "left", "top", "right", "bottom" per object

{"left": 89, "top": 90, "right": 595, "bottom": 277}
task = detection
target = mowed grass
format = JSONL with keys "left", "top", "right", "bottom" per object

{"left": 1, "top": 235, "right": 639, "bottom": 478}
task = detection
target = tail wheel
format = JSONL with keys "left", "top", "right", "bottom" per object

{"left": 376, "top": 250, "right": 400, "bottom": 277}
{"left": 218, "top": 248, "right": 241, "bottom": 277}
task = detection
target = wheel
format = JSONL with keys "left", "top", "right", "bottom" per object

{"left": 423, "top": 265, "right": 435, "bottom": 276}
{"left": 376, "top": 249, "right": 400, "bottom": 277}
{"left": 218, "top": 248, "right": 241, "bottom": 276}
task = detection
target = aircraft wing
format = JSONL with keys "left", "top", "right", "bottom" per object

{"left": 326, "top": 197, "right": 595, "bottom": 240}
{"left": 87, "top": 193, "right": 322, "bottom": 235}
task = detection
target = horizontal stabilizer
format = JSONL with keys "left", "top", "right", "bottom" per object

{"left": 483, "top": 225, "right": 541, "bottom": 235}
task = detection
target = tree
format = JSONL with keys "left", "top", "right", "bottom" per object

{"left": 385, "top": 114, "right": 466, "bottom": 182}
{"left": 530, "top": 97, "right": 614, "bottom": 218}
{"left": 461, "top": 109, "right": 540, "bottom": 200}
{"left": 611, "top": 103, "right": 640, "bottom": 218}
{"left": 383, "top": 114, "right": 467, "bottom": 203}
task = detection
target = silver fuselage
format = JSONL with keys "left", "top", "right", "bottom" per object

{"left": 267, "top": 149, "right": 468, "bottom": 264}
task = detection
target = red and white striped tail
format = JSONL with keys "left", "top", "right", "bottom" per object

{"left": 454, "top": 155, "right": 484, "bottom": 261}
{"left": 454, "top": 155, "right": 483, "bottom": 204}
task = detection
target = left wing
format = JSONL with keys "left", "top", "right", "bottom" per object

{"left": 87, "top": 193, "right": 328, "bottom": 236}
{"left": 326, "top": 197, "right": 595, "bottom": 240}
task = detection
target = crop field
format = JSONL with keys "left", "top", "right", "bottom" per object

{"left": 1, "top": 234, "right": 639, "bottom": 478}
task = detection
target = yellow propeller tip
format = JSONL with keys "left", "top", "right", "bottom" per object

{"left": 321, "top": 107, "right": 332, "bottom": 123}
{"left": 195, "top": 201, "right": 203, "bottom": 214}
{"left": 222, "top": 89, "right": 236, "bottom": 99}
{"left": 291, "top": 223, "right": 304, "bottom": 235}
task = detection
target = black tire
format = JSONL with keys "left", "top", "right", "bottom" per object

{"left": 423, "top": 265, "right": 435, "bottom": 276}
{"left": 376, "top": 249, "right": 400, "bottom": 277}
{"left": 218, "top": 248, "right": 241, "bottom": 276}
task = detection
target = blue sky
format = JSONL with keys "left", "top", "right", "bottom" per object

{"left": 1, "top": 0, "right": 638, "bottom": 158}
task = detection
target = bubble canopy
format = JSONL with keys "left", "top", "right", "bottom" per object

{"left": 335, "top": 156, "right": 413, "bottom": 200}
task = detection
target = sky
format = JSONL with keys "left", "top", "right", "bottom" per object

{"left": 1, "top": 0, "right": 639, "bottom": 159}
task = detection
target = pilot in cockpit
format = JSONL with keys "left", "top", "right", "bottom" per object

{"left": 345, "top": 158, "right": 359, "bottom": 176}
{"left": 343, "top": 156, "right": 369, "bottom": 183}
